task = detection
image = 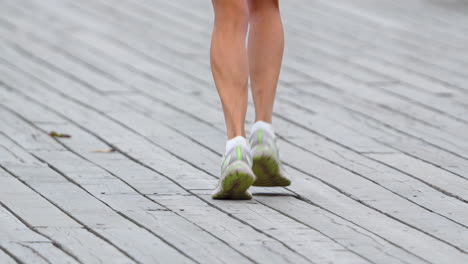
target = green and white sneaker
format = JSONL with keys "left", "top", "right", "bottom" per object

{"left": 249, "top": 122, "right": 291, "bottom": 187}
{"left": 212, "top": 137, "right": 256, "bottom": 200}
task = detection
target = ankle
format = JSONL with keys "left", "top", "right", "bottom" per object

{"left": 251, "top": 120, "right": 275, "bottom": 138}
{"left": 225, "top": 136, "right": 250, "bottom": 155}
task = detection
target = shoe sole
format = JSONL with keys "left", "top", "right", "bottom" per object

{"left": 252, "top": 155, "right": 291, "bottom": 187}
{"left": 211, "top": 170, "right": 255, "bottom": 200}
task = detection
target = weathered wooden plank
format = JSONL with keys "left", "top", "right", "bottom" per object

{"left": 80, "top": 111, "right": 371, "bottom": 262}
{"left": 278, "top": 50, "right": 466, "bottom": 144}
{"left": 37, "top": 42, "right": 468, "bottom": 260}
{"left": 9, "top": 0, "right": 468, "bottom": 232}
{"left": 281, "top": 5, "right": 468, "bottom": 75}
{"left": 376, "top": 83, "right": 468, "bottom": 124}
{"left": 388, "top": 0, "right": 468, "bottom": 29}
{"left": 0, "top": 23, "right": 127, "bottom": 94}
{"left": 275, "top": 91, "right": 468, "bottom": 202}
{"left": 311, "top": 0, "right": 467, "bottom": 67}
{"left": 0, "top": 133, "right": 40, "bottom": 165}
{"left": 0, "top": 205, "right": 78, "bottom": 264}
{"left": 278, "top": 143, "right": 468, "bottom": 260}
{"left": 308, "top": 0, "right": 463, "bottom": 52}
{"left": 0, "top": 2, "right": 209, "bottom": 96}
{"left": 122, "top": 0, "right": 468, "bottom": 124}
{"left": 171, "top": 0, "right": 468, "bottom": 82}
{"left": 299, "top": 0, "right": 468, "bottom": 53}
{"left": 286, "top": 0, "right": 468, "bottom": 99}
{"left": 184, "top": 2, "right": 468, "bottom": 72}
{"left": 1, "top": 243, "right": 48, "bottom": 264}
{"left": 105, "top": 91, "right": 467, "bottom": 262}
{"left": 75, "top": 83, "right": 464, "bottom": 262}
{"left": 28, "top": 0, "right": 468, "bottom": 169}
{"left": 276, "top": 85, "right": 468, "bottom": 179}
{"left": 378, "top": 0, "right": 468, "bottom": 30}
{"left": 0, "top": 0, "right": 284, "bottom": 107}
{"left": 151, "top": 195, "right": 312, "bottom": 263}
{"left": 0, "top": 168, "right": 78, "bottom": 230}
{"left": 121, "top": 87, "right": 468, "bottom": 260}
{"left": 68, "top": 0, "right": 203, "bottom": 55}
{"left": 11, "top": 0, "right": 468, "bottom": 232}
{"left": 133, "top": 0, "right": 468, "bottom": 133}
{"left": 0, "top": 96, "right": 257, "bottom": 264}
{"left": 0, "top": 42, "right": 330, "bottom": 262}
{"left": 1, "top": 1, "right": 468, "bottom": 264}
{"left": 366, "top": 152, "right": 468, "bottom": 202}
{"left": 0, "top": 16, "right": 414, "bottom": 262}
{"left": 0, "top": 43, "right": 460, "bottom": 264}
{"left": 325, "top": 0, "right": 468, "bottom": 43}
{"left": 279, "top": 56, "right": 468, "bottom": 156}
{"left": 14, "top": 0, "right": 304, "bottom": 87}
{"left": 123, "top": 90, "right": 468, "bottom": 208}
{"left": 20, "top": 0, "right": 466, "bottom": 173}
{"left": 22, "top": 0, "right": 468, "bottom": 229}
{"left": 0, "top": 100, "right": 314, "bottom": 262}
{"left": 278, "top": 118, "right": 468, "bottom": 227}
{"left": 0, "top": 112, "right": 193, "bottom": 264}
{"left": 0, "top": 64, "right": 374, "bottom": 264}
{"left": 278, "top": 113, "right": 468, "bottom": 207}
{"left": 0, "top": 248, "right": 18, "bottom": 264}
{"left": 0, "top": 205, "right": 49, "bottom": 245}
{"left": 3, "top": 242, "right": 77, "bottom": 264}
{"left": 153, "top": 194, "right": 366, "bottom": 264}
{"left": 0, "top": 61, "right": 215, "bottom": 191}
{"left": 257, "top": 166, "right": 440, "bottom": 264}
{"left": 1, "top": 103, "right": 259, "bottom": 263}
{"left": 282, "top": 1, "right": 468, "bottom": 89}
{"left": 279, "top": 44, "right": 468, "bottom": 132}
{"left": 0, "top": 161, "right": 136, "bottom": 264}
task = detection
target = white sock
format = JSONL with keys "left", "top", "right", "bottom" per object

{"left": 225, "top": 136, "right": 250, "bottom": 155}
{"left": 251, "top": 121, "right": 276, "bottom": 137}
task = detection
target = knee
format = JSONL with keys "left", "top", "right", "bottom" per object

{"left": 212, "top": 0, "right": 249, "bottom": 34}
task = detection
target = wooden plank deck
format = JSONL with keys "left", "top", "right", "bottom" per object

{"left": 0, "top": 0, "right": 467, "bottom": 263}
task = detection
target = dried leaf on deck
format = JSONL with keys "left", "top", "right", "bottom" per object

{"left": 92, "top": 148, "right": 116, "bottom": 153}
{"left": 49, "top": 131, "right": 71, "bottom": 138}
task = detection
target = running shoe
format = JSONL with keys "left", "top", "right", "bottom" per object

{"left": 212, "top": 143, "right": 255, "bottom": 200}
{"left": 250, "top": 126, "right": 291, "bottom": 187}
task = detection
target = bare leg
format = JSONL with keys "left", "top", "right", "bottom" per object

{"left": 248, "top": 0, "right": 284, "bottom": 123}
{"left": 210, "top": 0, "right": 250, "bottom": 139}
